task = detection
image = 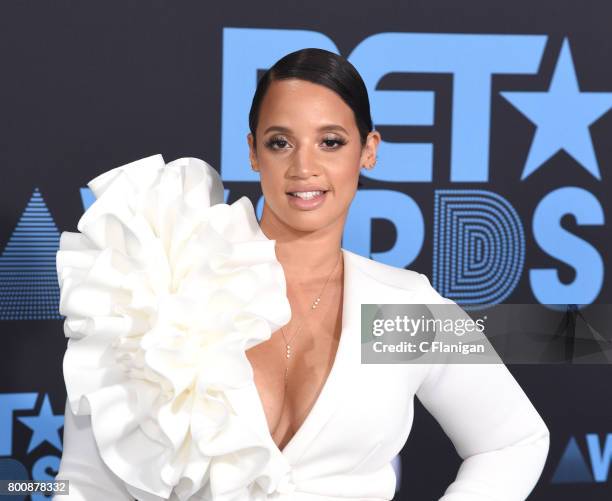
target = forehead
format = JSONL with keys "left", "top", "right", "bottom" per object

{"left": 258, "top": 78, "right": 356, "bottom": 131}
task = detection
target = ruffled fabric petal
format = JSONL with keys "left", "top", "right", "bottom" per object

{"left": 56, "top": 153, "right": 292, "bottom": 500}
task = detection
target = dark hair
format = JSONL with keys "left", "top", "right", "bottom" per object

{"left": 249, "top": 48, "right": 374, "bottom": 160}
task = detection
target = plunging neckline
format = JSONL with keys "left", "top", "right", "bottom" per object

{"left": 248, "top": 248, "right": 350, "bottom": 458}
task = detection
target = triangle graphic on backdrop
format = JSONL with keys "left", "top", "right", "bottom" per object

{"left": 551, "top": 436, "right": 594, "bottom": 483}
{"left": 0, "top": 188, "right": 63, "bottom": 320}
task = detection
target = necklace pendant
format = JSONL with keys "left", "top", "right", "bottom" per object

{"left": 286, "top": 344, "right": 291, "bottom": 359}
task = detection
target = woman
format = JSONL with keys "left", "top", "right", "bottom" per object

{"left": 54, "top": 49, "right": 550, "bottom": 500}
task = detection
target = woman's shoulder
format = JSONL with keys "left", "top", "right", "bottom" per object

{"left": 343, "top": 248, "right": 448, "bottom": 302}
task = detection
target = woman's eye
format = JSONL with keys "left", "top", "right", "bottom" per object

{"left": 322, "top": 137, "right": 346, "bottom": 149}
{"left": 266, "top": 138, "right": 289, "bottom": 150}
{"left": 265, "top": 137, "right": 346, "bottom": 151}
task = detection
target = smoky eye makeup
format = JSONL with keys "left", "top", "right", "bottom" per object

{"left": 322, "top": 135, "right": 347, "bottom": 148}
{"left": 264, "top": 134, "right": 348, "bottom": 151}
{"left": 264, "top": 135, "right": 290, "bottom": 150}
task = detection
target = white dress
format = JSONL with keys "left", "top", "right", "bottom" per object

{"left": 53, "top": 154, "right": 550, "bottom": 501}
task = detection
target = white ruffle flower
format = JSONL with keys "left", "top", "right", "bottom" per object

{"left": 56, "top": 154, "right": 292, "bottom": 501}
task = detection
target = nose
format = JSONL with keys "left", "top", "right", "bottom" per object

{"left": 287, "top": 143, "right": 322, "bottom": 179}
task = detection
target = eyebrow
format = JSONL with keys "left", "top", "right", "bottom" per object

{"left": 263, "top": 124, "right": 349, "bottom": 135}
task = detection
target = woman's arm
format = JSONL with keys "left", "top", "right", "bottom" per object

{"left": 416, "top": 361, "right": 550, "bottom": 500}
{"left": 415, "top": 279, "right": 550, "bottom": 500}
{"left": 53, "top": 399, "right": 135, "bottom": 501}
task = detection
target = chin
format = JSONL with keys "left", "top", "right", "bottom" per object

{"left": 284, "top": 215, "right": 330, "bottom": 233}
{"left": 285, "top": 208, "right": 346, "bottom": 234}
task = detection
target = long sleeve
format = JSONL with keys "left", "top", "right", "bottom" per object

{"left": 53, "top": 399, "right": 135, "bottom": 501}
{"left": 415, "top": 278, "right": 550, "bottom": 501}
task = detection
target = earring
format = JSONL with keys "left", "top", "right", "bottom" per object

{"left": 362, "top": 159, "right": 376, "bottom": 169}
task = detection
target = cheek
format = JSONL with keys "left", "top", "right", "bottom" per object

{"left": 258, "top": 168, "right": 284, "bottom": 197}
{"left": 332, "top": 162, "right": 361, "bottom": 194}
{"left": 326, "top": 171, "right": 359, "bottom": 214}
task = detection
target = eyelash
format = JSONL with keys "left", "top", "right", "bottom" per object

{"left": 264, "top": 135, "right": 347, "bottom": 151}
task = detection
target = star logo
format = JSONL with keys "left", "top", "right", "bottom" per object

{"left": 501, "top": 38, "right": 612, "bottom": 180}
{"left": 17, "top": 394, "right": 64, "bottom": 454}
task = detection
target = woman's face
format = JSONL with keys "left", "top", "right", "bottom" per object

{"left": 247, "top": 78, "right": 380, "bottom": 234}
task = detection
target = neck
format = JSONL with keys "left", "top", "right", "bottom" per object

{"left": 258, "top": 205, "right": 344, "bottom": 284}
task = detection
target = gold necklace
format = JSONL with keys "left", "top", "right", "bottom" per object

{"left": 280, "top": 251, "right": 342, "bottom": 386}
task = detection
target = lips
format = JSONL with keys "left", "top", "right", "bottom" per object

{"left": 286, "top": 189, "right": 328, "bottom": 210}
{"left": 287, "top": 190, "right": 328, "bottom": 199}
{"left": 286, "top": 188, "right": 329, "bottom": 194}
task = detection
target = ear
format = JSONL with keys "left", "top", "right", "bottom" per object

{"left": 247, "top": 133, "right": 259, "bottom": 172}
{"left": 360, "top": 130, "right": 382, "bottom": 168}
